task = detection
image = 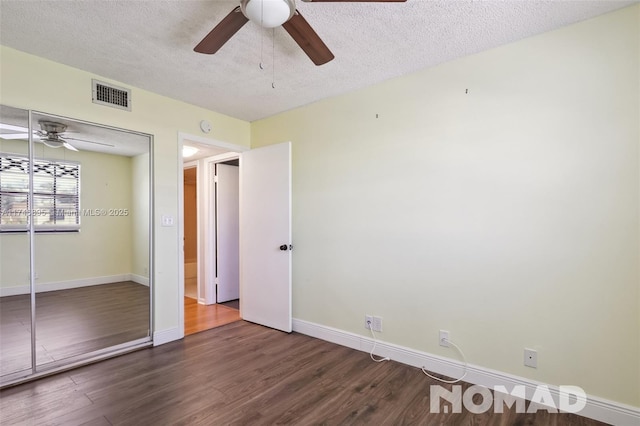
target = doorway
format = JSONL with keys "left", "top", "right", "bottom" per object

{"left": 212, "top": 159, "right": 240, "bottom": 308}
{"left": 183, "top": 167, "right": 197, "bottom": 300}
{"left": 180, "top": 136, "right": 245, "bottom": 335}
{"left": 178, "top": 135, "right": 293, "bottom": 336}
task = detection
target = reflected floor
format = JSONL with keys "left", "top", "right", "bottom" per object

{"left": 0, "top": 281, "right": 149, "bottom": 377}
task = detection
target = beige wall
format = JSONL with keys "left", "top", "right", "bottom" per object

{"left": 36, "top": 149, "right": 133, "bottom": 282}
{"left": 251, "top": 6, "right": 640, "bottom": 406}
{"left": 0, "top": 45, "right": 251, "bottom": 332}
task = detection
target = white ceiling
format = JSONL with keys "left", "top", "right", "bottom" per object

{"left": 0, "top": 0, "right": 636, "bottom": 123}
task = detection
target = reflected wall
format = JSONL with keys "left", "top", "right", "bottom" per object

{"left": 0, "top": 106, "right": 32, "bottom": 379}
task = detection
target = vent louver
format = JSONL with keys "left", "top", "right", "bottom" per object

{"left": 92, "top": 79, "right": 131, "bottom": 111}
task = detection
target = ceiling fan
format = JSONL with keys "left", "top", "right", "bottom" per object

{"left": 37, "top": 121, "right": 80, "bottom": 151}
{"left": 0, "top": 121, "right": 116, "bottom": 152}
{"left": 194, "top": 0, "right": 407, "bottom": 66}
{"left": 36, "top": 121, "right": 115, "bottom": 151}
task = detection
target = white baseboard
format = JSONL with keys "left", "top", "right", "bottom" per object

{"left": 0, "top": 274, "right": 135, "bottom": 297}
{"left": 292, "top": 318, "right": 640, "bottom": 426}
{"left": 184, "top": 262, "right": 197, "bottom": 280}
{"left": 129, "top": 273, "right": 149, "bottom": 286}
{"left": 153, "top": 327, "right": 183, "bottom": 346}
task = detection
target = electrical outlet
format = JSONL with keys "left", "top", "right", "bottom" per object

{"left": 439, "top": 330, "right": 450, "bottom": 347}
{"left": 372, "top": 316, "right": 383, "bottom": 332}
{"left": 365, "top": 315, "right": 373, "bottom": 330}
{"left": 524, "top": 348, "right": 537, "bottom": 368}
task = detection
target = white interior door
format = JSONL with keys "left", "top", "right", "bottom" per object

{"left": 240, "top": 142, "right": 292, "bottom": 332}
{"left": 216, "top": 163, "right": 240, "bottom": 303}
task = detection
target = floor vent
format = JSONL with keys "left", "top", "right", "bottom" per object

{"left": 92, "top": 79, "right": 131, "bottom": 111}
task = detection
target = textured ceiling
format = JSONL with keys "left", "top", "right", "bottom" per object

{"left": 0, "top": 0, "right": 636, "bottom": 122}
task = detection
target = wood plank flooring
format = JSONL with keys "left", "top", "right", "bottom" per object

{"left": 0, "top": 282, "right": 149, "bottom": 377}
{"left": 184, "top": 297, "right": 241, "bottom": 335}
{"left": 0, "top": 321, "right": 609, "bottom": 426}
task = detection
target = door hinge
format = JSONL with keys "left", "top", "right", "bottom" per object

{"left": 213, "top": 175, "right": 218, "bottom": 183}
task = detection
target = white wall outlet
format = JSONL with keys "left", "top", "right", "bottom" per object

{"left": 439, "top": 330, "right": 450, "bottom": 347}
{"left": 365, "top": 315, "right": 373, "bottom": 330}
{"left": 524, "top": 348, "right": 538, "bottom": 368}
{"left": 372, "top": 316, "right": 383, "bottom": 332}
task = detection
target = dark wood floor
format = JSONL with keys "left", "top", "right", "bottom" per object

{"left": 0, "top": 321, "right": 608, "bottom": 426}
{"left": 0, "top": 282, "right": 149, "bottom": 377}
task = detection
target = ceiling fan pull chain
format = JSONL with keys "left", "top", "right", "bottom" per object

{"left": 259, "top": 0, "right": 265, "bottom": 69}
{"left": 259, "top": 35, "right": 264, "bottom": 69}
{"left": 272, "top": 27, "right": 276, "bottom": 89}
{"left": 259, "top": 29, "right": 264, "bottom": 69}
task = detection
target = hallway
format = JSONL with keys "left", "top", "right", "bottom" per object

{"left": 184, "top": 298, "right": 241, "bottom": 335}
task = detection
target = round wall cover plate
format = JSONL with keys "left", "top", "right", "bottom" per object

{"left": 200, "top": 120, "right": 212, "bottom": 133}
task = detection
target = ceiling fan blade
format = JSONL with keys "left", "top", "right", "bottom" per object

{"left": 194, "top": 6, "right": 249, "bottom": 54}
{"left": 0, "top": 132, "right": 31, "bottom": 140}
{"left": 282, "top": 10, "right": 334, "bottom": 66}
{"left": 64, "top": 137, "right": 115, "bottom": 147}
{"left": 63, "top": 141, "right": 79, "bottom": 152}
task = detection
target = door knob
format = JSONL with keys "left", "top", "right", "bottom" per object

{"left": 279, "top": 244, "right": 288, "bottom": 251}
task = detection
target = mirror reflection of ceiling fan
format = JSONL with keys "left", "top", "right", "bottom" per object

{"left": 194, "top": 0, "right": 407, "bottom": 66}
{"left": 0, "top": 121, "right": 115, "bottom": 152}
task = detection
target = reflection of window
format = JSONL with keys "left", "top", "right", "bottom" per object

{"left": 0, "top": 154, "right": 80, "bottom": 232}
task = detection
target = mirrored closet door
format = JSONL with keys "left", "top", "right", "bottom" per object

{"left": 0, "top": 106, "right": 33, "bottom": 381}
{"left": 0, "top": 105, "right": 153, "bottom": 385}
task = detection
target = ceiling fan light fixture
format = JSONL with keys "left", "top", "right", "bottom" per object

{"left": 42, "top": 138, "right": 64, "bottom": 149}
{"left": 241, "top": 0, "right": 295, "bottom": 29}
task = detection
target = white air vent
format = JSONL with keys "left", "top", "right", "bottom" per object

{"left": 92, "top": 79, "right": 131, "bottom": 111}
